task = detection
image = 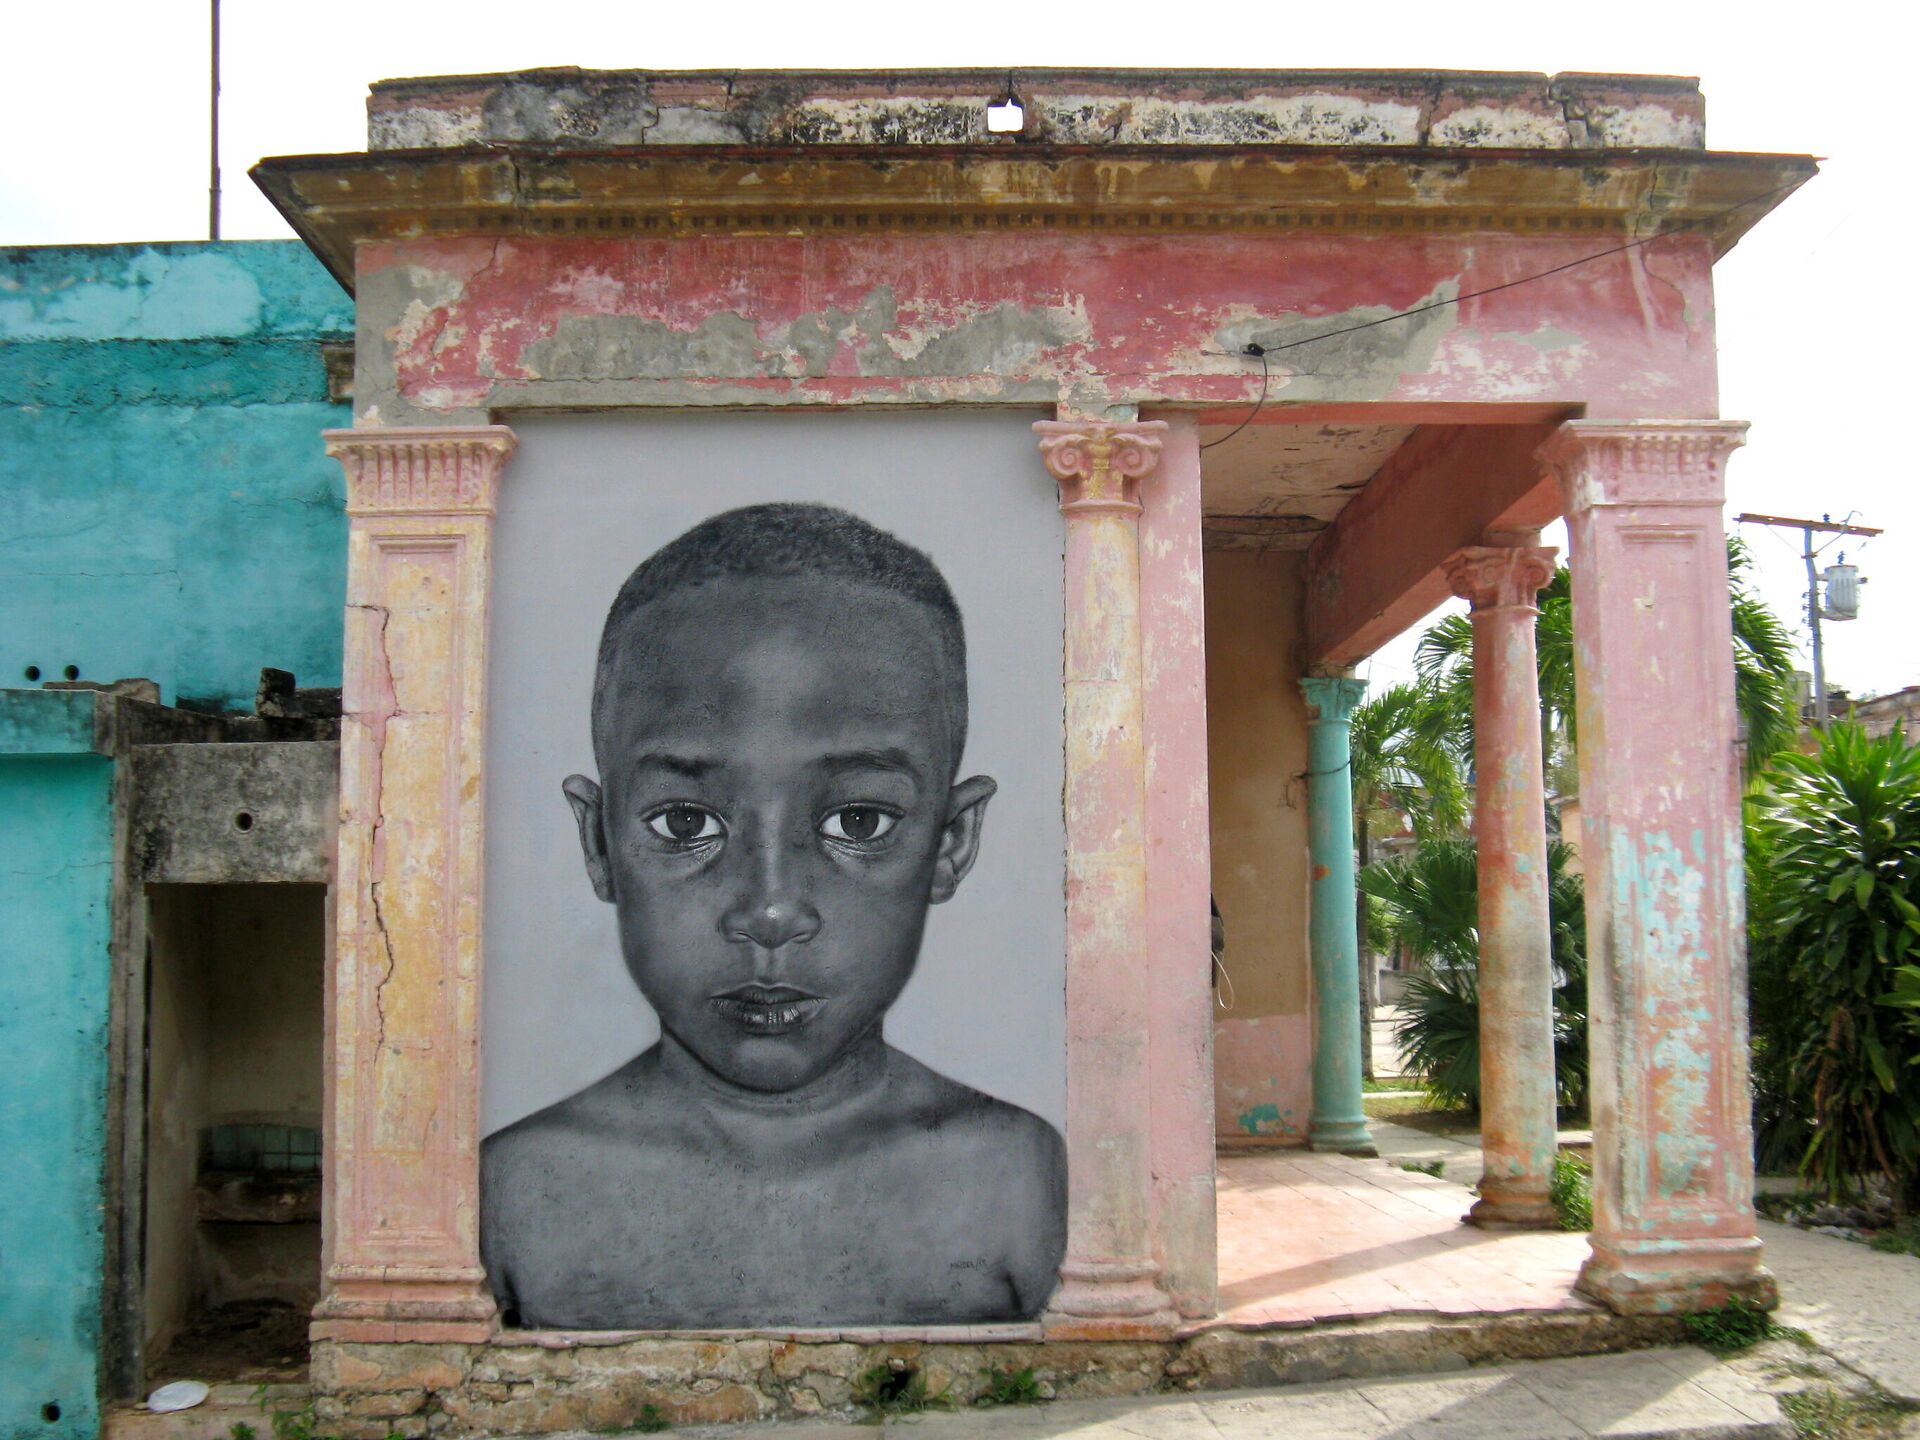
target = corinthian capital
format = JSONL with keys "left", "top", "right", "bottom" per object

{"left": 1537, "top": 420, "right": 1747, "bottom": 514}
{"left": 1299, "top": 675, "right": 1368, "bottom": 726}
{"left": 1033, "top": 419, "right": 1169, "bottom": 516}
{"left": 1444, "top": 545, "right": 1558, "bottom": 612}
{"left": 325, "top": 426, "right": 518, "bottom": 518}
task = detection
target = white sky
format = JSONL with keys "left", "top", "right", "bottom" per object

{"left": 3, "top": 0, "right": 1912, "bottom": 695}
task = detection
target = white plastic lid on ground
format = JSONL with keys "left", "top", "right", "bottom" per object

{"left": 146, "top": 1381, "right": 210, "bottom": 1413}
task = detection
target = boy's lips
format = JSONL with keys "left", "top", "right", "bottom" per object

{"left": 708, "top": 985, "right": 825, "bottom": 1035}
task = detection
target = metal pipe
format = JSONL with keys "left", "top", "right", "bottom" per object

{"left": 208, "top": 0, "right": 221, "bottom": 241}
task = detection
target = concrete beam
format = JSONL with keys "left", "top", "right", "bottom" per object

{"left": 1303, "top": 422, "right": 1565, "bottom": 669}
{"left": 129, "top": 741, "right": 340, "bottom": 885}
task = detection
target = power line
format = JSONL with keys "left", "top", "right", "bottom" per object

{"left": 1257, "top": 178, "right": 1805, "bottom": 360}
{"left": 1200, "top": 176, "right": 1807, "bottom": 447}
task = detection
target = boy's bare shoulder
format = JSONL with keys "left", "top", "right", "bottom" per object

{"left": 882, "top": 1048, "right": 1064, "bottom": 1163}
{"left": 877, "top": 1048, "right": 1065, "bottom": 1303}
{"left": 483, "top": 1051, "right": 674, "bottom": 1176}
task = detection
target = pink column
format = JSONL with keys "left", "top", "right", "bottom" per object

{"left": 1139, "top": 413, "right": 1217, "bottom": 1318}
{"left": 313, "top": 425, "right": 516, "bottom": 1343}
{"left": 1445, "top": 539, "right": 1560, "bottom": 1229}
{"left": 1034, "top": 416, "right": 1178, "bottom": 1336}
{"left": 1539, "top": 421, "right": 1775, "bottom": 1313}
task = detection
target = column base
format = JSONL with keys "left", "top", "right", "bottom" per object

{"left": 1467, "top": 1181, "right": 1559, "bottom": 1230}
{"left": 1044, "top": 1259, "right": 1180, "bottom": 1338}
{"left": 1308, "top": 1118, "right": 1377, "bottom": 1156}
{"left": 1575, "top": 1235, "right": 1777, "bottom": 1316}
{"left": 311, "top": 1264, "right": 499, "bottom": 1344}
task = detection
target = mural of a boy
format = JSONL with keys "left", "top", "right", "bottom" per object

{"left": 481, "top": 502, "right": 1067, "bottom": 1329}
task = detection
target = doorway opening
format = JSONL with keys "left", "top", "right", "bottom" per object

{"left": 141, "top": 883, "right": 325, "bottom": 1386}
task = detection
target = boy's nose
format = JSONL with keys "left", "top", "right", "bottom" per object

{"left": 722, "top": 826, "right": 822, "bottom": 951}
{"left": 722, "top": 896, "right": 821, "bottom": 951}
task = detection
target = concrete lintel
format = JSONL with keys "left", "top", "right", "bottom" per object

{"left": 1303, "top": 422, "right": 1564, "bottom": 669}
{"left": 129, "top": 741, "right": 340, "bottom": 885}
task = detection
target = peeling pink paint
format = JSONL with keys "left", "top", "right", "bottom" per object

{"left": 1035, "top": 418, "right": 1180, "bottom": 1336}
{"left": 1213, "top": 1014, "right": 1313, "bottom": 1143}
{"left": 357, "top": 232, "right": 1717, "bottom": 422}
{"left": 1138, "top": 413, "right": 1216, "bottom": 1317}
{"left": 317, "top": 428, "right": 516, "bottom": 1343}
{"left": 1445, "top": 542, "right": 1560, "bottom": 1229}
{"left": 1540, "top": 421, "right": 1774, "bottom": 1315}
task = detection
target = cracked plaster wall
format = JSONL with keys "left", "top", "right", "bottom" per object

{"left": 0, "top": 246, "right": 347, "bottom": 1428}
{"left": 1, "top": 242, "right": 354, "bottom": 710}
{"left": 353, "top": 232, "right": 1716, "bottom": 426}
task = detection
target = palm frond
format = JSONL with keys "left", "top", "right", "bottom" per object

{"left": 1349, "top": 682, "right": 1468, "bottom": 841}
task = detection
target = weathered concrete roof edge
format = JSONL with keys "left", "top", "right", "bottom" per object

{"left": 250, "top": 143, "right": 1817, "bottom": 293}
{"left": 369, "top": 67, "right": 1706, "bottom": 95}
{"left": 365, "top": 67, "right": 1711, "bottom": 153}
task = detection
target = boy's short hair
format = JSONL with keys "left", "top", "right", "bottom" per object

{"left": 592, "top": 503, "right": 970, "bottom": 772}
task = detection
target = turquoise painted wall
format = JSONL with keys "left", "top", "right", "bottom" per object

{"left": 0, "top": 694, "right": 114, "bottom": 1440}
{"left": 0, "top": 244, "right": 350, "bottom": 1429}
{"left": 0, "top": 241, "right": 353, "bottom": 710}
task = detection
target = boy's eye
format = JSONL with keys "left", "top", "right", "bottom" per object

{"left": 820, "top": 806, "right": 898, "bottom": 844}
{"left": 646, "top": 805, "right": 723, "bottom": 843}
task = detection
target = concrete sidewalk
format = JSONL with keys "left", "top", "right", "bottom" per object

{"left": 691, "top": 1347, "right": 1791, "bottom": 1438}
{"left": 1763, "top": 1218, "right": 1920, "bottom": 1405}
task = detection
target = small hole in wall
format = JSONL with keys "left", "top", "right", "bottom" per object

{"left": 986, "top": 97, "right": 1025, "bottom": 133}
{"left": 24, "top": 665, "right": 41, "bottom": 682}
{"left": 42, "top": 1402, "right": 61, "bottom": 1424}
{"left": 234, "top": 811, "right": 255, "bottom": 832}
{"left": 63, "top": 664, "right": 79, "bottom": 681}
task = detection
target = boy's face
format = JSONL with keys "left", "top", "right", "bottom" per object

{"left": 565, "top": 573, "right": 994, "bottom": 1095}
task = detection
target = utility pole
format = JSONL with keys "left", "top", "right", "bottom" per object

{"left": 208, "top": 0, "right": 221, "bottom": 241}
{"left": 1734, "top": 512, "right": 1882, "bottom": 729}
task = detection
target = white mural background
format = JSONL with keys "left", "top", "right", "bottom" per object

{"left": 481, "top": 409, "right": 1068, "bottom": 1136}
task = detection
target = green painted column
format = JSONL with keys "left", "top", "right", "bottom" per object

{"left": 1300, "top": 675, "right": 1375, "bottom": 1155}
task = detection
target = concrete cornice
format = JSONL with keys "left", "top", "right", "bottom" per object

{"left": 251, "top": 144, "right": 1816, "bottom": 293}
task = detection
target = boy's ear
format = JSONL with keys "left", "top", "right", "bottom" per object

{"left": 562, "top": 774, "right": 615, "bottom": 904}
{"left": 930, "top": 774, "right": 997, "bottom": 905}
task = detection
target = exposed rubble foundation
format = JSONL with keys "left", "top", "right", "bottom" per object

{"left": 312, "top": 1312, "right": 1686, "bottom": 1436}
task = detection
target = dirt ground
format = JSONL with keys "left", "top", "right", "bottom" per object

{"left": 147, "top": 1300, "right": 309, "bottom": 1385}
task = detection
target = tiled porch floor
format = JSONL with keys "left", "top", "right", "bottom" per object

{"left": 1215, "top": 1149, "right": 1600, "bottom": 1327}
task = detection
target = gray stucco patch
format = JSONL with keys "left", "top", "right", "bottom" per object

{"left": 516, "top": 285, "right": 1087, "bottom": 387}
{"left": 1212, "top": 281, "right": 1459, "bottom": 402}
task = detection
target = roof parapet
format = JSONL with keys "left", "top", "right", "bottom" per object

{"left": 365, "top": 68, "right": 1708, "bottom": 153}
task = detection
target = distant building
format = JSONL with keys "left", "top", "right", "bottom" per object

{"left": 1846, "top": 686, "right": 1920, "bottom": 741}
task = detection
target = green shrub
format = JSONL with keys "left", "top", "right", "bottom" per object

{"left": 853, "top": 1363, "right": 951, "bottom": 1418}
{"left": 1365, "top": 838, "right": 1588, "bottom": 1113}
{"left": 1682, "top": 1296, "right": 1781, "bottom": 1354}
{"left": 1395, "top": 959, "right": 1483, "bottom": 1110}
{"left": 1868, "top": 1216, "right": 1920, "bottom": 1258}
{"left": 1747, "top": 723, "right": 1920, "bottom": 1209}
{"left": 1779, "top": 1385, "right": 1909, "bottom": 1439}
{"left": 975, "top": 1366, "right": 1045, "bottom": 1407}
{"left": 1550, "top": 1151, "right": 1593, "bottom": 1231}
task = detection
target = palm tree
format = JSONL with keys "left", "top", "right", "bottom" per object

{"left": 1349, "top": 681, "right": 1470, "bottom": 843}
{"left": 1361, "top": 838, "right": 1589, "bottom": 1112}
{"left": 1414, "top": 538, "right": 1798, "bottom": 780}
{"left": 1347, "top": 682, "right": 1469, "bottom": 1074}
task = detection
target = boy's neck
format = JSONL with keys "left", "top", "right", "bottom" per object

{"left": 655, "top": 1027, "right": 892, "bottom": 1118}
